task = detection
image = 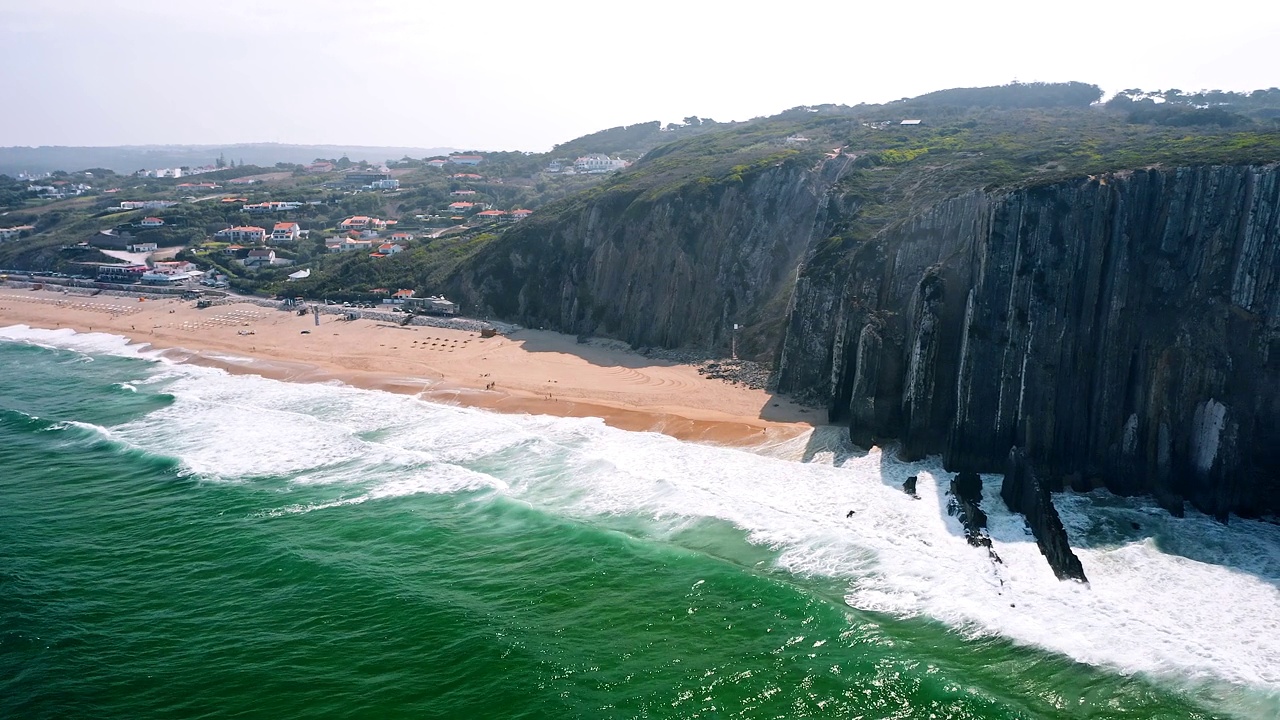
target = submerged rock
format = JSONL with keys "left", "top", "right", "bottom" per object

{"left": 903, "top": 475, "right": 918, "bottom": 497}
{"left": 947, "top": 472, "right": 1001, "bottom": 564}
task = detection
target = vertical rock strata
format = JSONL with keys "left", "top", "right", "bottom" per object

{"left": 779, "top": 165, "right": 1280, "bottom": 520}
{"left": 458, "top": 157, "right": 854, "bottom": 359}
{"left": 458, "top": 163, "right": 1279, "bottom": 530}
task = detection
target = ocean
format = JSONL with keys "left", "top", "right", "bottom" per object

{"left": 2, "top": 325, "right": 1278, "bottom": 719}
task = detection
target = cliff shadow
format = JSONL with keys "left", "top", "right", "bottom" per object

{"left": 505, "top": 329, "right": 683, "bottom": 370}
{"left": 505, "top": 329, "right": 821, "bottom": 426}
{"left": 1040, "top": 490, "right": 1280, "bottom": 586}
{"left": 796, "top": 424, "right": 872, "bottom": 465}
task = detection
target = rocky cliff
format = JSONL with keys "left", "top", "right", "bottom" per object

{"left": 456, "top": 160, "right": 1279, "bottom": 524}
{"left": 454, "top": 154, "right": 852, "bottom": 359}
{"left": 778, "top": 165, "right": 1280, "bottom": 520}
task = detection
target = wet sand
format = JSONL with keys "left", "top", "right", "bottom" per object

{"left": 0, "top": 287, "right": 822, "bottom": 447}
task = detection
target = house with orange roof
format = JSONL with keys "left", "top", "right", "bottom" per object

{"left": 140, "top": 217, "right": 165, "bottom": 227}
{"left": 0, "top": 225, "right": 36, "bottom": 241}
{"left": 447, "top": 202, "right": 475, "bottom": 212}
{"left": 388, "top": 231, "right": 414, "bottom": 242}
{"left": 271, "top": 222, "right": 302, "bottom": 243}
{"left": 376, "top": 242, "right": 407, "bottom": 255}
{"left": 510, "top": 208, "right": 532, "bottom": 220}
{"left": 326, "top": 237, "right": 374, "bottom": 253}
{"left": 475, "top": 209, "right": 506, "bottom": 220}
{"left": 386, "top": 289, "right": 416, "bottom": 304}
{"left": 339, "top": 216, "right": 388, "bottom": 231}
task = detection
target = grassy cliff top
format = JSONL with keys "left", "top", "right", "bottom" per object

{"left": 506, "top": 82, "right": 1280, "bottom": 259}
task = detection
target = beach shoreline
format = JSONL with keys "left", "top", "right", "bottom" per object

{"left": 0, "top": 286, "right": 822, "bottom": 447}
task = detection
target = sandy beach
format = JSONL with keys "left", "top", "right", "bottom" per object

{"left": 0, "top": 286, "right": 821, "bottom": 446}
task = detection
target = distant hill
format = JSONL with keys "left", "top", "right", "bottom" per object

{"left": 0, "top": 143, "right": 459, "bottom": 176}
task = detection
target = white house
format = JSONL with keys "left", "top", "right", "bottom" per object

{"left": 339, "top": 216, "right": 388, "bottom": 232}
{"left": 244, "top": 201, "right": 304, "bottom": 213}
{"left": 119, "top": 200, "right": 178, "bottom": 210}
{"left": 141, "top": 271, "right": 183, "bottom": 285}
{"left": 128, "top": 242, "right": 159, "bottom": 253}
{"left": 426, "top": 159, "right": 448, "bottom": 169}
{"left": 326, "top": 238, "right": 374, "bottom": 253}
{"left": 140, "top": 217, "right": 165, "bottom": 227}
{"left": 404, "top": 294, "right": 459, "bottom": 315}
{"left": 242, "top": 249, "right": 276, "bottom": 267}
{"left": 136, "top": 168, "right": 183, "bottom": 178}
{"left": 152, "top": 260, "right": 196, "bottom": 275}
{"left": 271, "top": 222, "right": 302, "bottom": 243}
{"left": 574, "top": 154, "right": 629, "bottom": 173}
{"left": 369, "top": 178, "right": 400, "bottom": 190}
{"left": 215, "top": 226, "right": 267, "bottom": 244}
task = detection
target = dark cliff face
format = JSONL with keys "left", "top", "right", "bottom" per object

{"left": 778, "top": 165, "right": 1280, "bottom": 519}
{"left": 454, "top": 157, "right": 852, "bottom": 358}
{"left": 454, "top": 161, "right": 1279, "bottom": 521}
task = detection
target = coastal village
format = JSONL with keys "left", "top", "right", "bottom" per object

{"left": 0, "top": 149, "right": 637, "bottom": 310}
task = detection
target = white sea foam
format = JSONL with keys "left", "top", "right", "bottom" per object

{"left": 6, "top": 326, "right": 1280, "bottom": 703}
{"left": 0, "top": 324, "right": 159, "bottom": 359}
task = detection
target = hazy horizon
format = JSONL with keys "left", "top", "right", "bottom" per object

{"left": 3, "top": 1, "right": 1278, "bottom": 153}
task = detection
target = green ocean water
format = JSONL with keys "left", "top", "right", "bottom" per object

{"left": 1, "top": 335, "right": 1276, "bottom": 719}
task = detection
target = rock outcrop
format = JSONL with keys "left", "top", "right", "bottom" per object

{"left": 1002, "top": 448, "right": 1088, "bottom": 581}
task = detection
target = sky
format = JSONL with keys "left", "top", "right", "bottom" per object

{"left": 2, "top": 0, "right": 1278, "bottom": 152}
